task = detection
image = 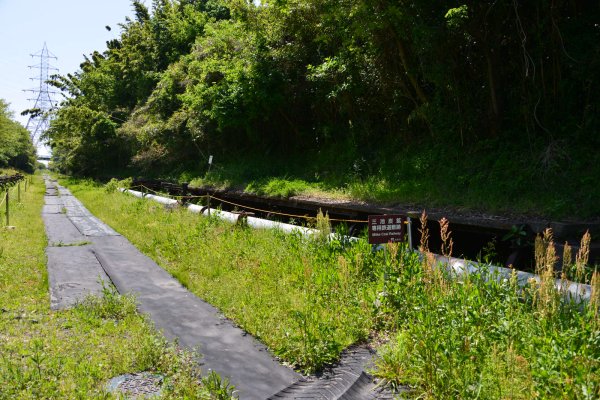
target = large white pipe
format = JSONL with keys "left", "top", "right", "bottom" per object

{"left": 120, "top": 188, "right": 593, "bottom": 304}
{"left": 121, "top": 189, "right": 318, "bottom": 235}
{"left": 432, "top": 254, "right": 591, "bottom": 304}
{"left": 120, "top": 188, "right": 179, "bottom": 206}
{"left": 187, "top": 203, "right": 318, "bottom": 235}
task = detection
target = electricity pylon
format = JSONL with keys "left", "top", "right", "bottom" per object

{"left": 24, "top": 43, "right": 58, "bottom": 149}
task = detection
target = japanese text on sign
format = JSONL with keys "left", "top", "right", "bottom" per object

{"left": 368, "top": 214, "right": 406, "bottom": 244}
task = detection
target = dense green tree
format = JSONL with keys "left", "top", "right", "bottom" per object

{"left": 47, "top": 0, "right": 600, "bottom": 190}
{"left": 0, "top": 99, "right": 36, "bottom": 173}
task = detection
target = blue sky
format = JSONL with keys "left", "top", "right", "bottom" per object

{"left": 0, "top": 0, "right": 134, "bottom": 128}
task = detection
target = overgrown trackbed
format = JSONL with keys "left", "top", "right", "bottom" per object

{"left": 42, "top": 176, "right": 395, "bottom": 399}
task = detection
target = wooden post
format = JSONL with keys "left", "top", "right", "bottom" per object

{"left": 17, "top": 182, "right": 21, "bottom": 203}
{"left": 383, "top": 243, "right": 388, "bottom": 295}
{"left": 5, "top": 190, "right": 9, "bottom": 226}
{"left": 181, "top": 182, "right": 189, "bottom": 205}
{"left": 407, "top": 217, "right": 413, "bottom": 251}
{"left": 207, "top": 194, "right": 211, "bottom": 216}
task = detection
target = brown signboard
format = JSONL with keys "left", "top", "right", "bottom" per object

{"left": 368, "top": 214, "right": 406, "bottom": 244}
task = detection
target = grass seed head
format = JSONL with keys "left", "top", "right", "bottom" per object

{"left": 315, "top": 208, "right": 331, "bottom": 242}
{"left": 535, "top": 233, "right": 559, "bottom": 318}
{"left": 575, "top": 230, "right": 591, "bottom": 283}
{"left": 534, "top": 235, "right": 545, "bottom": 275}
{"left": 589, "top": 270, "right": 599, "bottom": 323}
{"left": 589, "top": 270, "right": 600, "bottom": 328}
{"left": 419, "top": 210, "right": 429, "bottom": 253}
{"left": 562, "top": 241, "right": 572, "bottom": 278}
{"left": 439, "top": 217, "right": 453, "bottom": 258}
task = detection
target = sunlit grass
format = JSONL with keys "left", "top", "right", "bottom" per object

{"left": 0, "top": 175, "right": 218, "bottom": 399}
{"left": 64, "top": 177, "right": 599, "bottom": 397}
{"left": 64, "top": 177, "right": 381, "bottom": 373}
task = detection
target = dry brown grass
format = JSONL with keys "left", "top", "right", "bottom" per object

{"left": 590, "top": 270, "right": 600, "bottom": 323}
{"left": 418, "top": 210, "right": 429, "bottom": 253}
{"left": 439, "top": 217, "right": 453, "bottom": 258}
{"left": 532, "top": 229, "right": 559, "bottom": 317}
{"left": 575, "top": 230, "right": 591, "bottom": 284}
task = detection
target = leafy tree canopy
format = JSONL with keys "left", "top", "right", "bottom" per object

{"left": 0, "top": 99, "right": 36, "bottom": 173}
{"left": 46, "top": 0, "right": 600, "bottom": 217}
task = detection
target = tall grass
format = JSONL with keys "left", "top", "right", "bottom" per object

{"left": 66, "top": 178, "right": 599, "bottom": 397}
{"left": 65, "top": 178, "right": 384, "bottom": 373}
{"left": 376, "top": 218, "right": 599, "bottom": 399}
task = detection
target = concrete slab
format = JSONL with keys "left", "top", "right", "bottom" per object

{"left": 43, "top": 183, "right": 119, "bottom": 237}
{"left": 43, "top": 214, "right": 88, "bottom": 246}
{"left": 46, "top": 245, "right": 110, "bottom": 310}
{"left": 44, "top": 196, "right": 63, "bottom": 205}
{"left": 58, "top": 187, "right": 72, "bottom": 196}
{"left": 69, "top": 215, "right": 120, "bottom": 236}
{"left": 42, "top": 204, "right": 63, "bottom": 214}
{"left": 93, "top": 235, "right": 301, "bottom": 399}
{"left": 62, "top": 196, "right": 92, "bottom": 217}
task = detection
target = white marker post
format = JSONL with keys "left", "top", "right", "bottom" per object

{"left": 207, "top": 155, "right": 213, "bottom": 216}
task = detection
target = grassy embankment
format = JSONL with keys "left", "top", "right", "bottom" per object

{"left": 141, "top": 141, "right": 599, "bottom": 220}
{"left": 65, "top": 177, "right": 599, "bottom": 399}
{"left": 0, "top": 174, "right": 226, "bottom": 399}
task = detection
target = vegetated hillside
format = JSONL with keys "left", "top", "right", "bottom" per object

{"left": 47, "top": 1, "right": 600, "bottom": 219}
{"left": 0, "top": 99, "right": 36, "bottom": 173}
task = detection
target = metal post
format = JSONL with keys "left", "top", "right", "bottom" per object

{"left": 5, "top": 190, "right": 9, "bottom": 226}
{"left": 181, "top": 182, "right": 189, "bottom": 205}
{"left": 383, "top": 243, "right": 388, "bottom": 295}
{"left": 18, "top": 182, "right": 21, "bottom": 203}
{"left": 407, "top": 217, "right": 413, "bottom": 251}
{"left": 207, "top": 194, "right": 211, "bottom": 216}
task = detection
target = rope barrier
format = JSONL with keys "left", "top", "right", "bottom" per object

{"left": 129, "top": 184, "right": 368, "bottom": 224}
{"left": 208, "top": 195, "right": 368, "bottom": 223}
{"left": 133, "top": 184, "right": 209, "bottom": 200}
{"left": 0, "top": 183, "right": 20, "bottom": 207}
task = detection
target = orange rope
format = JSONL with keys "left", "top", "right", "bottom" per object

{"left": 208, "top": 195, "right": 368, "bottom": 223}
{"left": 134, "top": 185, "right": 208, "bottom": 200}
{"left": 0, "top": 184, "right": 19, "bottom": 210}
{"left": 130, "top": 184, "right": 369, "bottom": 224}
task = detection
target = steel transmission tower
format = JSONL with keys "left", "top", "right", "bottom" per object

{"left": 24, "top": 43, "right": 58, "bottom": 148}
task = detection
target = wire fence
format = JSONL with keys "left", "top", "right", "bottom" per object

{"left": 1, "top": 173, "right": 27, "bottom": 226}
{"left": 129, "top": 183, "right": 369, "bottom": 224}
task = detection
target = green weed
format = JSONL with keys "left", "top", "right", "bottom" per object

{"left": 104, "top": 177, "right": 132, "bottom": 193}
{"left": 201, "top": 370, "right": 236, "bottom": 400}
{"left": 0, "top": 174, "right": 229, "bottom": 399}
{"left": 375, "top": 220, "right": 599, "bottom": 399}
